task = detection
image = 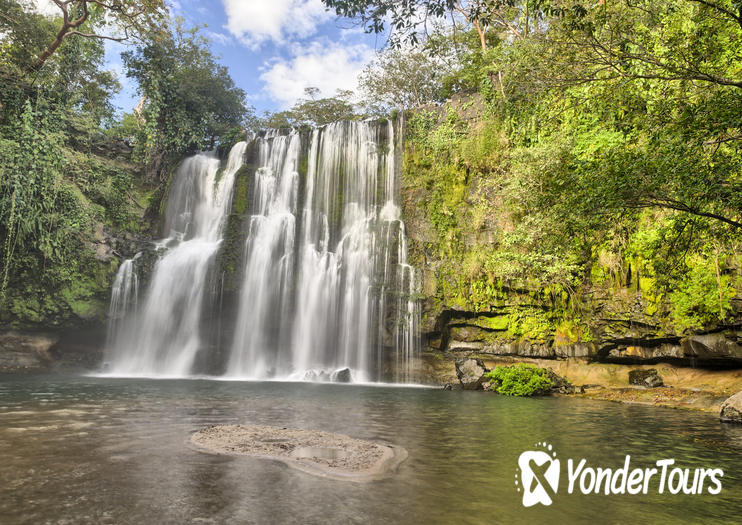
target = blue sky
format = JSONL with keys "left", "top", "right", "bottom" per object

{"left": 101, "top": 0, "right": 384, "bottom": 116}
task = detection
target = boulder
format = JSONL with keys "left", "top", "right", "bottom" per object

{"left": 720, "top": 391, "right": 742, "bottom": 424}
{"left": 455, "top": 358, "right": 488, "bottom": 390}
{"left": 545, "top": 369, "right": 576, "bottom": 394}
{"left": 331, "top": 368, "right": 352, "bottom": 383}
{"left": 628, "top": 368, "right": 664, "bottom": 388}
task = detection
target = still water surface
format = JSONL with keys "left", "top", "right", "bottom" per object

{"left": 0, "top": 375, "right": 741, "bottom": 524}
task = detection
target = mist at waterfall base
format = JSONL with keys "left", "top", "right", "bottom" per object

{"left": 102, "top": 121, "right": 419, "bottom": 383}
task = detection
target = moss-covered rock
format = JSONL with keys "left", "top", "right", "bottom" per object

{"left": 402, "top": 96, "right": 742, "bottom": 368}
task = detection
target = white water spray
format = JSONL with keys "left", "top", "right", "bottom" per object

{"left": 226, "top": 121, "right": 419, "bottom": 381}
{"left": 103, "top": 121, "right": 418, "bottom": 382}
{"left": 103, "top": 142, "right": 247, "bottom": 376}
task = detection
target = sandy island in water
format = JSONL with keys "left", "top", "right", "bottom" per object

{"left": 191, "top": 424, "right": 408, "bottom": 482}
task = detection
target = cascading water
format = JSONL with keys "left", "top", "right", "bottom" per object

{"left": 226, "top": 121, "right": 419, "bottom": 382}
{"left": 103, "top": 142, "right": 247, "bottom": 376}
{"left": 102, "top": 120, "right": 418, "bottom": 382}
{"left": 226, "top": 130, "right": 300, "bottom": 377}
{"left": 105, "top": 257, "right": 139, "bottom": 353}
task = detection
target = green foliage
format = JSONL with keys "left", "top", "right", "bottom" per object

{"left": 216, "top": 125, "right": 247, "bottom": 158}
{"left": 359, "top": 45, "right": 448, "bottom": 111}
{"left": 0, "top": 0, "right": 59, "bottom": 72}
{"left": 669, "top": 255, "right": 736, "bottom": 331}
{"left": 104, "top": 112, "right": 140, "bottom": 141}
{"left": 0, "top": 100, "right": 70, "bottom": 297}
{"left": 123, "top": 20, "right": 248, "bottom": 177}
{"left": 0, "top": 2, "right": 156, "bottom": 327}
{"left": 258, "top": 110, "right": 294, "bottom": 129}
{"left": 485, "top": 364, "right": 553, "bottom": 396}
{"left": 401, "top": 0, "right": 742, "bottom": 337}
{"left": 289, "top": 87, "right": 359, "bottom": 126}
{"left": 322, "top": 0, "right": 541, "bottom": 48}
{"left": 259, "top": 87, "right": 363, "bottom": 128}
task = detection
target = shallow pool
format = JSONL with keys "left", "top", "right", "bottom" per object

{"left": 0, "top": 375, "right": 740, "bottom": 524}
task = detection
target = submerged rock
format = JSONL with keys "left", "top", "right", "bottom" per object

{"left": 720, "top": 391, "right": 742, "bottom": 424}
{"left": 628, "top": 368, "right": 664, "bottom": 388}
{"left": 455, "top": 358, "right": 488, "bottom": 390}
{"left": 191, "top": 424, "right": 407, "bottom": 481}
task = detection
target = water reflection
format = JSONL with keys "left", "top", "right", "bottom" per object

{"left": 0, "top": 375, "right": 741, "bottom": 524}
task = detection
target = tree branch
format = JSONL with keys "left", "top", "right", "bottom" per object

{"left": 30, "top": 0, "right": 89, "bottom": 71}
{"left": 686, "top": 0, "right": 742, "bottom": 28}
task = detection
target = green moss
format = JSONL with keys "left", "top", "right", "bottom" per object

{"left": 511, "top": 310, "right": 555, "bottom": 341}
{"left": 402, "top": 97, "right": 742, "bottom": 348}
{"left": 217, "top": 213, "right": 245, "bottom": 292}
{"left": 232, "top": 164, "right": 252, "bottom": 215}
{"left": 9, "top": 296, "right": 43, "bottom": 323}
{"left": 68, "top": 297, "right": 106, "bottom": 320}
{"left": 59, "top": 272, "right": 109, "bottom": 321}
{"left": 476, "top": 315, "right": 509, "bottom": 331}
{"left": 669, "top": 255, "right": 736, "bottom": 331}
{"left": 554, "top": 319, "right": 593, "bottom": 344}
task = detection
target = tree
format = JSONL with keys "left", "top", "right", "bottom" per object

{"left": 258, "top": 88, "right": 362, "bottom": 128}
{"left": 0, "top": 0, "right": 59, "bottom": 73}
{"left": 322, "top": 0, "right": 547, "bottom": 50}
{"left": 289, "top": 88, "right": 359, "bottom": 126}
{"left": 359, "top": 46, "right": 446, "bottom": 110}
{"left": 543, "top": 0, "right": 742, "bottom": 90}
{"left": 123, "top": 21, "right": 248, "bottom": 178}
{"left": 507, "top": 0, "right": 742, "bottom": 230}
{"left": 258, "top": 110, "right": 294, "bottom": 130}
{"left": 0, "top": 1, "right": 120, "bottom": 125}
{"left": 27, "top": 0, "right": 167, "bottom": 71}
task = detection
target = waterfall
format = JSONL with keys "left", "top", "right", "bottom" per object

{"left": 105, "top": 257, "right": 139, "bottom": 356}
{"left": 102, "top": 120, "right": 418, "bottom": 382}
{"left": 226, "top": 131, "right": 300, "bottom": 377}
{"left": 103, "top": 142, "right": 247, "bottom": 376}
{"left": 226, "top": 121, "right": 419, "bottom": 382}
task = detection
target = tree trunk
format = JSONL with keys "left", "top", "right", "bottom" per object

{"left": 713, "top": 244, "right": 724, "bottom": 319}
{"left": 473, "top": 20, "right": 487, "bottom": 51}
{"left": 29, "top": 4, "right": 89, "bottom": 72}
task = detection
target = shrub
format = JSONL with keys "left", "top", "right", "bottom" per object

{"left": 485, "top": 363, "right": 553, "bottom": 396}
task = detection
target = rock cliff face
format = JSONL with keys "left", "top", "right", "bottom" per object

{"left": 400, "top": 96, "right": 742, "bottom": 370}
{"left": 3, "top": 111, "right": 741, "bottom": 377}
{"left": 0, "top": 131, "right": 165, "bottom": 365}
{"left": 417, "top": 306, "right": 742, "bottom": 367}
{"left": 403, "top": 183, "right": 742, "bottom": 367}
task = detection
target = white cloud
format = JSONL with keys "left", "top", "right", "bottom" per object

{"left": 221, "top": 0, "right": 332, "bottom": 48}
{"left": 31, "top": 0, "right": 60, "bottom": 16}
{"left": 260, "top": 41, "right": 374, "bottom": 108}
{"left": 205, "top": 30, "right": 233, "bottom": 46}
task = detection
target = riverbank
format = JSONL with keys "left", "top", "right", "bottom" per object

{"left": 3, "top": 327, "right": 741, "bottom": 415}
{"left": 419, "top": 352, "right": 742, "bottom": 414}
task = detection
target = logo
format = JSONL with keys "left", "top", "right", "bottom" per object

{"left": 516, "top": 442, "right": 560, "bottom": 507}
{"left": 516, "top": 443, "right": 724, "bottom": 507}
